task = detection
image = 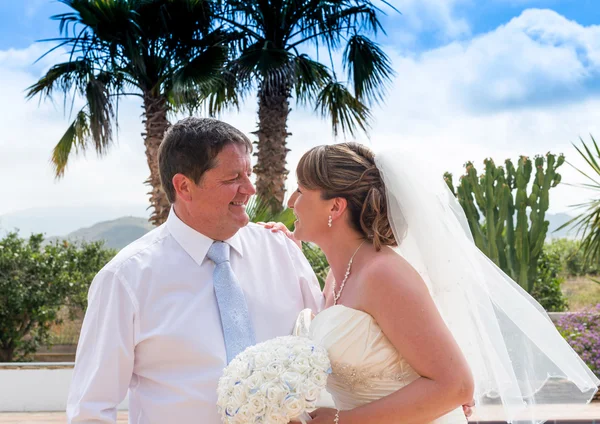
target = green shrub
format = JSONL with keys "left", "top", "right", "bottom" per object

{"left": 531, "top": 250, "right": 568, "bottom": 311}
{"left": 0, "top": 232, "right": 114, "bottom": 362}
{"left": 302, "top": 243, "right": 329, "bottom": 289}
{"left": 545, "top": 239, "right": 600, "bottom": 277}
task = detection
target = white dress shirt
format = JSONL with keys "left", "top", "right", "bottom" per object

{"left": 67, "top": 209, "right": 325, "bottom": 423}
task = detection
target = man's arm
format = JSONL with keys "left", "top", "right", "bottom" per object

{"left": 67, "top": 270, "right": 136, "bottom": 423}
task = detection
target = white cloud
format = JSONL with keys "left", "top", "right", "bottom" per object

{"left": 0, "top": 44, "right": 151, "bottom": 216}
{"left": 344, "top": 8, "right": 600, "bottom": 212}
{"left": 2, "top": 7, "right": 600, "bottom": 232}
{"left": 383, "top": 0, "right": 471, "bottom": 48}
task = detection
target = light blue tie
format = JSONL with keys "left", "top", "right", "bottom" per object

{"left": 207, "top": 241, "right": 256, "bottom": 363}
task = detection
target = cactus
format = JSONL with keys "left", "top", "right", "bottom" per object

{"left": 444, "top": 153, "right": 564, "bottom": 292}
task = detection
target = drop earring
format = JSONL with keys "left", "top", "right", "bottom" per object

{"left": 328, "top": 215, "right": 332, "bottom": 228}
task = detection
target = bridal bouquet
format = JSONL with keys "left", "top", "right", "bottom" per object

{"left": 217, "top": 335, "right": 331, "bottom": 424}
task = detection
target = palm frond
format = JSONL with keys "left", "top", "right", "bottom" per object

{"left": 288, "top": 3, "right": 384, "bottom": 49}
{"left": 25, "top": 59, "right": 92, "bottom": 100}
{"left": 236, "top": 42, "right": 293, "bottom": 77}
{"left": 571, "top": 136, "right": 600, "bottom": 186}
{"left": 343, "top": 34, "right": 394, "bottom": 104}
{"left": 234, "top": 43, "right": 296, "bottom": 96}
{"left": 560, "top": 135, "right": 600, "bottom": 264}
{"left": 205, "top": 69, "right": 245, "bottom": 115}
{"left": 315, "top": 81, "right": 371, "bottom": 137}
{"left": 293, "top": 54, "right": 332, "bottom": 105}
{"left": 51, "top": 109, "right": 90, "bottom": 178}
{"left": 170, "top": 44, "right": 229, "bottom": 109}
{"left": 85, "top": 75, "right": 113, "bottom": 154}
{"left": 247, "top": 196, "right": 296, "bottom": 227}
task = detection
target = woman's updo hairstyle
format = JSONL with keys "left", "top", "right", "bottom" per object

{"left": 296, "top": 142, "right": 397, "bottom": 251}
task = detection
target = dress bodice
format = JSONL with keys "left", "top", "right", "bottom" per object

{"left": 294, "top": 306, "right": 467, "bottom": 424}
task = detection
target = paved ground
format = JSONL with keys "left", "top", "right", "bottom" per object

{"left": 1, "top": 404, "right": 600, "bottom": 423}
{"left": 0, "top": 412, "right": 128, "bottom": 423}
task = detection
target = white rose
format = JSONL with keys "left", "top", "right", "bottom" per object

{"left": 240, "top": 363, "right": 253, "bottom": 379}
{"left": 223, "top": 405, "right": 238, "bottom": 421}
{"left": 312, "top": 370, "right": 329, "bottom": 387}
{"left": 290, "top": 356, "right": 311, "bottom": 375}
{"left": 245, "top": 372, "right": 265, "bottom": 393}
{"left": 293, "top": 342, "right": 313, "bottom": 356}
{"left": 234, "top": 404, "right": 254, "bottom": 423}
{"left": 282, "top": 394, "right": 305, "bottom": 419}
{"left": 275, "top": 348, "right": 290, "bottom": 363}
{"left": 266, "top": 407, "right": 288, "bottom": 424}
{"left": 231, "top": 384, "right": 248, "bottom": 406}
{"left": 248, "top": 393, "right": 267, "bottom": 416}
{"left": 264, "top": 382, "right": 287, "bottom": 404}
{"left": 253, "top": 351, "right": 271, "bottom": 369}
{"left": 281, "top": 371, "right": 303, "bottom": 391}
{"left": 263, "top": 362, "right": 284, "bottom": 381}
{"left": 226, "top": 363, "right": 246, "bottom": 383}
{"left": 309, "top": 350, "right": 331, "bottom": 372}
{"left": 301, "top": 381, "right": 322, "bottom": 404}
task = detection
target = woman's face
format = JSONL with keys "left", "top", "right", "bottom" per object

{"left": 287, "top": 185, "right": 332, "bottom": 243}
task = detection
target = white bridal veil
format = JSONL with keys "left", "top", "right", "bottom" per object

{"left": 375, "top": 148, "right": 599, "bottom": 423}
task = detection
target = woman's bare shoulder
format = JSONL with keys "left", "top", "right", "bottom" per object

{"left": 360, "top": 247, "right": 429, "bottom": 303}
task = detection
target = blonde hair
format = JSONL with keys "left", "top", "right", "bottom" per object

{"left": 296, "top": 142, "right": 397, "bottom": 251}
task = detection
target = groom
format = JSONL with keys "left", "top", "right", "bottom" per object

{"left": 67, "top": 117, "right": 323, "bottom": 423}
{"left": 67, "top": 117, "right": 473, "bottom": 423}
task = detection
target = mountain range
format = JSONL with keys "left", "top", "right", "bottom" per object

{"left": 47, "top": 216, "right": 156, "bottom": 250}
{"left": 0, "top": 206, "right": 581, "bottom": 250}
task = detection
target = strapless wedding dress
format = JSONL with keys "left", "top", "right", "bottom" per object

{"left": 294, "top": 305, "right": 467, "bottom": 424}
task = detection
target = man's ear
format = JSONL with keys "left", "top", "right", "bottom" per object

{"left": 172, "top": 173, "right": 194, "bottom": 203}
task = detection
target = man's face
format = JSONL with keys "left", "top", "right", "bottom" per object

{"left": 187, "top": 143, "right": 256, "bottom": 239}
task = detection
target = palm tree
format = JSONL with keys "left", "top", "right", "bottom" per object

{"left": 27, "top": 0, "right": 234, "bottom": 225}
{"left": 558, "top": 136, "right": 600, "bottom": 264}
{"left": 215, "top": 0, "right": 397, "bottom": 209}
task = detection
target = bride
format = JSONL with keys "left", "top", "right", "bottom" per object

{"left": 264, "top": 142, "right": 599, "bottom": 424}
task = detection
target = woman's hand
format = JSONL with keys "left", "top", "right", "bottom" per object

{"left": 257, "top": 221, "right": 302, "bottom": 249}
{"left": 307, "top": 407, "right": 339, "bottom": 423}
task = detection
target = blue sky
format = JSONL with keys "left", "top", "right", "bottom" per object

{"left": 2, "top": 1, "right": 598, "bottom": 53}
{"left": 1, "top": 0, "right": 600, "bottom": 235}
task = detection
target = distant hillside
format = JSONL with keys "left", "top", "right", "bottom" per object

{"left": 51, "top": 216, "right": 155, "bottom": 250}
{"left": 1, "top": 207, "right": 580, "bottom": 249}
{"left": 546, "top": 212, "right": 578, "bottom": 239}
{"left": 0, "top": 204, "right": 150, "bottom": 237}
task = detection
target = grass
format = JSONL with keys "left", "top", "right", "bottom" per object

{"left": 562, "top": 275, "right": 600, "bottom": 311}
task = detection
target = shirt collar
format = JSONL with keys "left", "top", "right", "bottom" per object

{"left": 166, "top": 207, "right": 244, "bottom": 267}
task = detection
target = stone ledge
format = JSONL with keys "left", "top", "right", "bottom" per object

{"left": 0, "top": 362, "right": 74, "bottom": 370}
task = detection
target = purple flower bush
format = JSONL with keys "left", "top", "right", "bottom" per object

{"left": 557, "top": 304, "right": 600, "bottom": 376}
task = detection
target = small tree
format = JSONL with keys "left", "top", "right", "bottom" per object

{"left": 0, "top": 232, "right": 114, "bottom": 362}
{"left": 531, "top": 250, "right": 568, "bottom": 312}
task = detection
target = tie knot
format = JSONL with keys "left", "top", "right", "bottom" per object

{"left": 207, "top": 241, "right": 230, "bottom": 265}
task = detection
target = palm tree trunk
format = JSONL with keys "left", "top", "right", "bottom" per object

{"left": 253, "top": 83, "right": 291, "bottom": 212}
{"left": 142, "top": 93, "right": 171, "bottom": 226}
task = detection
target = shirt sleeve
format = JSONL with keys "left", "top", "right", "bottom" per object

{"left": 283, "top": 238, "right": 325, "bottom": 314}
{"left": 67, "top": 269, "right": 136, "bottom": 423}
